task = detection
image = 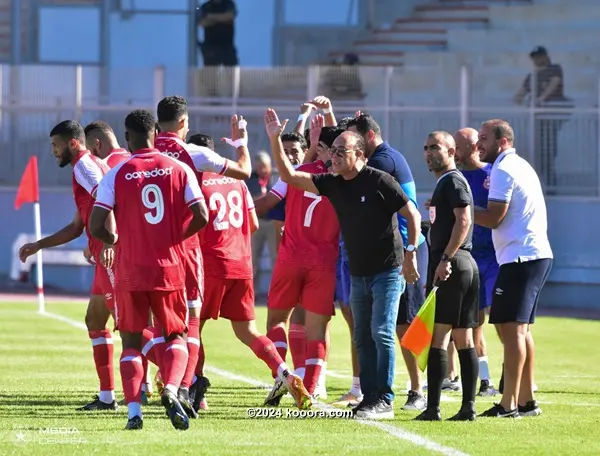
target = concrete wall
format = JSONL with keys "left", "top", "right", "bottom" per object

{"left": 2, "top": 188, "right": 597, "bottom": 310}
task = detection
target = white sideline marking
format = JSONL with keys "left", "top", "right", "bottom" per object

{"left": 38, "top": 310, "right": 469, "bottom": 456}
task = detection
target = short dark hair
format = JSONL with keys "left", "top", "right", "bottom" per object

{"left": 84, "top": 120, "right": 114, "bottom": 137}
{"left": 188, "top": 133, "right": 215, "bottom": 151}
{"left": 125, "top": 109, "right": 157, "bottom": 135}
{"left": 50, "top": 120, "right": 85, "bottom": 143}
{"left": 318, "top": 127, "right": 344, "bottom": 148}
{"left": 281, "top": 132, "right": 307, "bottom": 150}
{"left": 483, "top": 119, "right": 515, "bottom": 145}
{"left": 303, "top": 128, "right": 311, "bottom": 149}
{"left": 346, "top": 131, "right": 367, "bottom": 155}
{"left": 157, "top": 95, "right": 188, "bottom": 124}
{"left": 336, "top": 117, "right": 354, "bottom": 130}
{"left": 346, "top": 114, "right": 381, "bottom": 136}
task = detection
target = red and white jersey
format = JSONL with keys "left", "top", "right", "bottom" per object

{"left": 154, "top": 132, "right": 228, "bottom": 250}
{"left": 103, "top": 148, "right": 130, "bottom": 168}
{"left": 94, "top": 149, "right": 204, "bottom": 291}
{"left": 270, "top": 160, "right": 340, "bottom": 270}
{"left": 71, "top": 150, "right": 109, "bottom": 258}
{"left": 198, "top": 173, "right": 255, "bottom": 279}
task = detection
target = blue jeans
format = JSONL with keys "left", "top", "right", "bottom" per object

{"left": 350, "top": 267, "right": 406, "bottom": 404}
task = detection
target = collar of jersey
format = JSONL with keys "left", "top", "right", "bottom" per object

{"left": 132, "top": 148, "right": 158, "bottom": 155}
{"left": 495, "top": 148, "right": 516, "bottom": 165}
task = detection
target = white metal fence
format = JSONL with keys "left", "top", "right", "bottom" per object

{"left": 1, "top": 63, "right": 598, "bottom": 197}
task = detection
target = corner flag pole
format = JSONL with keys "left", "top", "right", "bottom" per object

{"left": 14, "top": 156, "right": 44, "bottom": 313}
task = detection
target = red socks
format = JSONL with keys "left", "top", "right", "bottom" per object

{"left": 265, "top": 326, "right": 288, "bottom": 377}
{"left": 289, "top": 324, "right": 307, "bottom": 373}
{"left": 89, "top": 329, "right": 114, "bottom": 395}
{"left": 120, "top": 348, "right": 144, "bottom": 404}
{"left": 304, "top": 340, "right": 326, "bottom": 395}
{"left": 250, "top": 335, "right": 288, "bottom": 379}
{"left": 195, "top": 342, "right": 205, "bottom": 377}
{"left": 162, "top": 338, "right": 189, "bottom": 392}
{"left": 181, "top": 316, "right": 200, "bottom": 389}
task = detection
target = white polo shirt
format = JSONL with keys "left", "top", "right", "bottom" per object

{"left": 488, "top": 148, "right": 553, "bottom": 265}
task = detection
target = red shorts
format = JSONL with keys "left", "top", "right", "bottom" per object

{"left": 185, "top": 247, "right": 203, "bottom": 309}
{"left": 201, "top": 277, "right": 255, "bottom": 321}
{"left": 115, "top": 289, "right": 187, "bottom": 336}
{"left": 267, "top": 262, "right": 336, "bottom": 316}
{"left": 90, "top": 264, "right": 116, "bottom": 311}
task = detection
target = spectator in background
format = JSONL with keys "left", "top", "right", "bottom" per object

{"left": 197, "top": 0, "right": 238, "bottom": 67}
{"left": 514, "top": 46, "right": 572, "bottom": 191}
{"left": 247, "top": 151, "right": 278, "bottom": 291}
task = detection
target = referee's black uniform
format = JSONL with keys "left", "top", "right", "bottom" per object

{"left": 417, "top": 169, "right": 480, "bottom": 421}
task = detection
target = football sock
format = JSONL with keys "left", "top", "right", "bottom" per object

{"left": 250, "top": 335, "right": 290, "bottom": 380}
{"left": 162, "top": 338, "right": 189, "bottom": 394}
{"left": 427, "top": 348, "right": 447, "bottom": 410}
{"left": 89, "top": 329, "right": 114, "bottom": 403}
{"left": 181, "top": 316, "right": 200, "bottom": 389}
{"left": 304, "top": 340, "right": 326, "bottom": 395}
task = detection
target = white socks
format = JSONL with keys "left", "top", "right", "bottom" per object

{"left": 479, "top": 356, "right": 491, "bottom": 381}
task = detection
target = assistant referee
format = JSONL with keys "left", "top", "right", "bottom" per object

{"left": 475, "top": 119, "right": 552, "bottom": 419}
{"left": 263, "top": 108, "right": 422, "bottom": 420}
{"left": 415, "top": 131, "right": 480, "bottom": 422}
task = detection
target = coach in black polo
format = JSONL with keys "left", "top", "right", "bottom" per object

{"left": 415, "top": 131, "right": 480, "bottom": 422}
{"left": 263, "top": 108, "right": 422, "bottom": 420}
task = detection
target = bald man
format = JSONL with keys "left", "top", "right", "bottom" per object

{"left": 455, "top": 128, "right": 499, "bottom": 397}
{"left": 416, "top": 131, "right": 479, "bottom": 421}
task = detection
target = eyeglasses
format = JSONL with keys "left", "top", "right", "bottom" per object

{"left": 328, "top": 147, "right": 355, "bottom": 158}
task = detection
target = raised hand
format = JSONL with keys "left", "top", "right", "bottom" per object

{"left": 264, "top": 109, "right": 289, "bottom": 139}
{"left": 300, "top": 103, "right": 316, "bottom": 116}
{"left": 310, "top": 96, "right": 332, "bottom": 111}
{"left": 310, "top": 114, "right": 325, "bottom": 147}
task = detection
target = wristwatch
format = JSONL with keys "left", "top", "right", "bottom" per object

{"left": 406, "top": 244, "right": 417, "bottom": 253}
{"left": 441, "top": 253, "right": 453, "bottom": 262}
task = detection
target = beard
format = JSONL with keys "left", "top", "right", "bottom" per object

{"left": 480, "top": 143, "right": 500, "bottom": 164}
{"left": 58, "top": 146, "right": 71, "bottom": 168}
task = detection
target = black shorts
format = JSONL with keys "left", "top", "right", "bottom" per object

{"left": 489, "top": 258, "right": 553, "bottom": 325}
{"left": 397, "top": 241, "right": 429, "bottom": 325}
{"left": 426, "top": 250, "right": 479, "bottom": 329}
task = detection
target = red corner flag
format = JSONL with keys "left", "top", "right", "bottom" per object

{"left": 15, "top": 156, "right": 39, "bottom": 210}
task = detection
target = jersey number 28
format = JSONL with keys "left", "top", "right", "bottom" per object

{"left": 209, "top": 190, "right": 244, "bottom": 231}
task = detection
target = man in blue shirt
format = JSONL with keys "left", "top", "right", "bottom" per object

{"left": 454, "top": 127, "right": 499, "bottom": 397}
{"left": 347, "top": 114, "right": 428, "bottom": 411}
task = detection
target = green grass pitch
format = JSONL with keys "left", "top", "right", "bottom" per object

{"left": 1, "top": 301, "right": 599, "bottom": 455}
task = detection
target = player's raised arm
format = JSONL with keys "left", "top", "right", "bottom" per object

{"left": 18, "top": 210, "right": 84, "bottom": 262}
{"left": 188, "top": 115, "right": 251, "bottom": 179}
{"left": 264, "top": 108, "right": 319, "bottom": 195}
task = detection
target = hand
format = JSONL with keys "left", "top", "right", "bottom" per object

{"left": 231, "top": 114, "right": 247, "bottom": 142}
{"left": 424, "top": 198, "right": 432, "bottom": 210}
{"left": 433, "top": 260, "right": 452, "bottom": 285}
{"left": 402, "top": 252, "right": 419, "bottom": 285}
{"left": 264, "top": 109, "right": 289, "bottom": 139}
{"left": 355, "top": 110, "right": 363, "bottom": 118}
{"left": 310, "top": 114, "right": 325, "bottom": 146}
{"left": 19, "top": 242, "right": 40, "bottom": 263}
{"left": 83, "top": 246, "right": 95, "bottom": 265}
{"left": 100, "top": 244, "right": 115, "bottom": 269}
{"left": 310, "top": 96, "right": 332, "bottom": 111}
{"left": 300, "top": 103, "right": 316, "bottom": 116}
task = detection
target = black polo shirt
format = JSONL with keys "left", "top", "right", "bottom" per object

{"left": 428, "top": 170, "right": 474, "bottom": 257}
{"left": 312, "top": 166, "right": 409, "bottom": 277}
{"left": 197, "top": 0, "right": 236, "bottom": 47}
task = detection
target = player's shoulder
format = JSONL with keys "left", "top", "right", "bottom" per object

{"left": 201, "top": 172, "right": 239, "bottom": 189}
{"left": 298, "top": 160, "right": 326, "bottom": 174}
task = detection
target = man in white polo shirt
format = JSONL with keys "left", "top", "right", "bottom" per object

{"left": 473, "top": 119, "right": 553, "bottom": 419}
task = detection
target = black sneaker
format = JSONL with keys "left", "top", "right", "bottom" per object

{"left": 178, "top": 387, "right": 198, "bottom": 419}
{"left": 354, "top": 398, "right": 394, "bottom": 420}
{"left": 479, "top": 403, "right": 520, "bottom": 419}
{"left": 414, "top": 407, "right": 442, "bottom": 421}
{"left": 499, "top": 364, "right": 504, "bottom": 394}
{"left": 190, "top": 376, "right": 211, "bottom": 412}
{"left": 447, "top": 401, "right": 476, "bottom": 421}
{"left": 161, "top": 390, "right": 190, "bottom": 431}
{"left": 125, "top": 416, "right": 143, "bottom": 430}
{"left": 402, "top": 390, "right": 427, "bottom": 411}
{"left": 351, "top": 398, "right": 374, "bottom": 416}
{"left": 77, "top": 395, "right": 118, "bottom": 411}
{"left": 264, "top": 378, "right": 286, "bottom": 407}
{"left": 478, "top": 379, "right": 497, "bottom": 397}
{"left": 518, "top": 400, "right": 542, "bottom": 417}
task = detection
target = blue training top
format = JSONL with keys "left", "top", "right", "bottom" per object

{"left": 367, "top": 141, "right": 426, "bottom": 247}
{"left": 461, "top": 164, "right": 495, "bottom": 256}
{"left": 266, "top": 199, "right": 286, "bottom": 222}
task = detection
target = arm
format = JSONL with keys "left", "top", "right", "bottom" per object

{"left": 185, "top": 202, "right": 209, "bottom": 239}
{"left": 89, "top": 207, "right": 116, "bottom": 245}
{"left": 538, "top": 76, "right": 562, "bottom": 103}
{"left": 243, "top": 181, "right": 259, "bottom": 233}
{"left": 19, "top": 210, "right": 84, "bottom": 262}
{"left": 274, "top": 221, "right": 284, "bottom": 251}
{"left": 254, "top": 191, "right": 283, "bottom": 217}
{"left": 294, "top": 103, "right": 315, "bottom": 134}
{"left": 264, "top": 108, "right": 320, "bottom": 194}
{"left": 248, "top": 209, "right": 259, "bottom": 234}
{"left": 474, "top": 168, "right": 512, "bottom": 229}
{"left": 399, "top": 201, "right": 421, "bottom": 249}
{"left": 443, "top": 206, "right": 471, "bottom": 259}
{"left": 310, "top": 96, "right": 337, "bottom": 127}
{"left": 302, "top": 115, "right": 324, "bottom": 164}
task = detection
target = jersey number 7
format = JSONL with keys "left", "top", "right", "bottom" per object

{"left": 303, "top": 191, "right": 322, "bottom": 227}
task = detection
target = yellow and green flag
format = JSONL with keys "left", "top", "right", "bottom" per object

{"left": 401, "top": 286, "right": 437, "bottom": 372}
